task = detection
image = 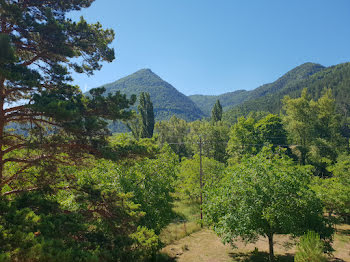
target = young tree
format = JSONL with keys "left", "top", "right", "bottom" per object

{"left": 282, "top": 89, "right": 317, "bottom": 165}
{"left": 226, "top": 116, "right": 259, "bottom": 163}
{"left": 0, "top": 1, "right": 135, "bottom": 195}
{"left": 177, "top": 154, "right": 225, "bottom": 200}
{"left": 294, "top": 231, "right": 327, "bottom": 262}
{"left": 227, "top": 114, "right": 288, "bottom": 164}
{"left": 187, "top": 120, "right": 230, "bottom": 163}
{"left": 138, "top": 92, "right": 154, "bottom": 138}
{"left": 211, "top": 99, "right": 223, "bottom": 122}
{"left": 204, "top": 148, "right": 333, "bottom": 262}
{"left": 255, "top": 114, "right": 288, "bottom": 148}
{"left": 155, "top": 116, "right": 190, "bottom": 159}
{"left": 118, "top": 145, "right": 178, "bottom": 234}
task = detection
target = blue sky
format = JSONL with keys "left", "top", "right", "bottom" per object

{"left": 70, "top": 0, "right": 350, "bottom": 96}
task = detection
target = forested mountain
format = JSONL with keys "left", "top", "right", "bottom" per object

{"left": 95, "top": 69, "right": 204, "bottom": 122}
{"left": 189, "top": 62, "right": 325, "bottom": 116}
{"left": 189, "top": 90, "right": 249, "bottom": 116}
{"left": 223, "top": 62, "right": 350, "bottom": 134}
{"left": 93, "top": 62, "right": 349, "bottom": 134}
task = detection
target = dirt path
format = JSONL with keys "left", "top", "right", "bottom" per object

{"left": 161, "top": 229, "right": 297, "bottom": 262}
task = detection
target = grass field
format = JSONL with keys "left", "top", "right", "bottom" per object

{"left": 159, "top": 224, "right": 350, "bottom": 262}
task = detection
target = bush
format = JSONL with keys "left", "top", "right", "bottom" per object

{"left": 294, "top": 231, "right": 327, "bottom": 262}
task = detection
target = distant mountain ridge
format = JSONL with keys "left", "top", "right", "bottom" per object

{"left": 223, "top": 62, "right": 350, "bottom": 126}
{"left": 189, "top": 62, "right": 325, "bottom": 116}
{"left": 91, "top": 62, "right": 349, "bottom": 136}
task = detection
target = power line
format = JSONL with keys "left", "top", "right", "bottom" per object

{"left": 164, "top": 141, "right": 349, "bottom": 149}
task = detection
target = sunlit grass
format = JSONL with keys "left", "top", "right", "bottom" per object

{"left": 159, "top": 197, "right": 202, "bottom": 245}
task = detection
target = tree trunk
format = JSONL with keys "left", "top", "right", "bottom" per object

{"left": 0, "top": 77, "right": 5, "bottom": 188}
{"left": 267, "top": 233, "right": 274, "bottom": 262}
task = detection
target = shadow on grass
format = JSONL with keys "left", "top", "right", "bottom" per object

{"left": 229, "top": 251, "right": 294, "bottom": 262}
{"left": 146, "top": 253, "right": 176, "bottom": 262}
{"left": 336, "top": 228, "right": 350, "bottom": 236}
{"left": 172, "top": 199, "right": 201, "bottom": 222}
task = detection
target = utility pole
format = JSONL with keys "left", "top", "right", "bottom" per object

{"left": 199, "top": 136, "right": 203, "bottom": 227}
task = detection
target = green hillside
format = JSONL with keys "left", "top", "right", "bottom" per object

{"left": 190, "top": 63, "right": 325, "bottom": 116}
{"left": 223, "top": 62, "right": 350, "bottom": 136}
{"left": 96, "top": 69, "right": 204, "bottom": 122}
{"left": 189, "top": 90, "right": 249, "bottom": 116}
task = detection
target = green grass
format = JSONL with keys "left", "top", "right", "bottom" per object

{"left": 159, "top": 198, "right": 202, "bottom": 245}
{"left": 172, "top": 198, "right": 201, "bottom": 221}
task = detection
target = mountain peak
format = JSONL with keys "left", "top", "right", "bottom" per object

{"left": 132, "top": 68, "right": 156, "bottom": 76}
{"left": 136, "top": 68, "right": 153, "bottom": 73}
{"left": 95, "top": 69, "right": 204, "bottom": 122}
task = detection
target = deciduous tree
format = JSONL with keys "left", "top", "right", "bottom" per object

{"left": 204, "top": 148, "right": 333, "bottom": 262}
{"left": 187, "top": 120, "right": 230, "bottom": 163}
{"left": 226, "top": 116, "right": 259, "bottom": 163}
{"left": 155, "top": 116, "right": 190, "bottom": 159}
{"left": 283, "top": 89, "right": 344, "bottom": 174}
{"left": 177, "top": 154, "right": 225, "bottom": 200}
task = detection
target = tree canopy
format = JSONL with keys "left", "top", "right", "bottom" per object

{"left": 283, "top": 89, "right": 343, "bottom": 174}
{"left": 204, "top": 148, "right": 333, "bottom": 261}
{"left": 0, "top": 0, "right": 136, "bottom": 196}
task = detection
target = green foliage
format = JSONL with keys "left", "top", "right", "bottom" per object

{"left": 155, "top": 116, "right": 191, "bottom": 159}
{"left": 0, "top": 146, "right": 179, "bottom": 261}
{"left": 294, "top": 231, "right": 327, "bottom": 262}
{"left": 226, "top": 114, "right": 287, "bottom": 164}
{"left": 138, "top": 92, "right": 155, "bottom": 138}
{"left": 226, "top": 116, "right": 259, "bottom": 163}
{"left": 282, "top": 89, "right": 344, "bottom": 174}
{"left": 192, "top": 62, "right": 324, "bottom": 117}
{"left": 187, "top": 120, "right": 230, "bottom": 163}
{"left": 204, "top": 147, "right": 333, "bottom": 261}
{"left": 116, "top": 146, "right": 178, "bottom": 234}
{"left": 0, "top": 2, "right": 173, "bottom": 260}
{"left": 223, "top": 62, "right": 350, "bottom": 139}
{"left": 312, "top": 154, "right": 350, "bottom": 219}
{"left": 211, "top": 100, "right": 223, "bottom": 122}
{"left": 125, "top": 92, "right": 155, "bottom": 139}
{"left": 107, "top": 133, "right": 160, "bottom": 161}
{"left": 0, "top": 0, "right": 135, "bottom": 196}
{"left": 282, "top": 89, "right": 317, "bottom": 165}
{"left": 0, "top": 190, "right": 156, "bottom": 261}
{"left": 255, "top": 114, "right": 288, "bottom": 147}
{"left": 177, "top": 155, "right": 225, "bottom": 200}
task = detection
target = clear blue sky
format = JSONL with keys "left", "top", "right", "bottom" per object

{"left": 69, "top": 0, "right": 350, "bottom": 96}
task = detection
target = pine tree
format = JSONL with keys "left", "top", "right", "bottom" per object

{"left": 0, "top": 0, "right": 135, "bottom": 195}
{"left": 211, "top": 99, "right": 223, "bottom": 122}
